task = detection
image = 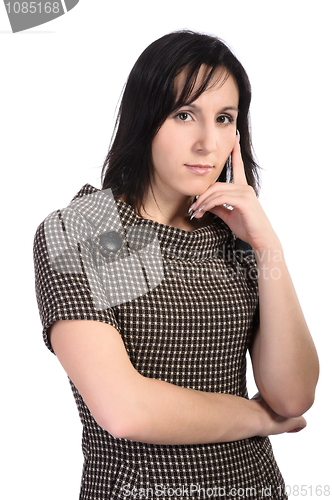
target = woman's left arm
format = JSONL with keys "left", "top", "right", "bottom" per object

{"left": 190, "top": 134, "right": 319, "bottom": 418}
{"left": 248, "top": 242, "right": 319, "bottom": 418}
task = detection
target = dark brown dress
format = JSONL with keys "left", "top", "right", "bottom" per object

{"left": 33, "top": 184, "right": 287, "bottom": 499}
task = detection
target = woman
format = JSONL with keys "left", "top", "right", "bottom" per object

{"left": 34, "top": 30, "right": 319, "bottom": 499}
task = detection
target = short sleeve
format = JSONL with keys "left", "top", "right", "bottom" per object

{"left": 33, "top": 219, "right": 120, "bottom": 354}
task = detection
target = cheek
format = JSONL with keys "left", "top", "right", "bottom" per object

{"left": 151, "top": 136, "right": 164, "bottom": 169}
{"left": 219, "top": 133, "right": 236, "bottom": 158}
{"left": 152, "top": 132, "right": 182, "bottom": 169}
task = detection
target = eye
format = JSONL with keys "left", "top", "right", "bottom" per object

{"left": 175, "top": 112, "right": 193, "bottom": 122}
{"left": 217, "top": 115, "right": 234, "bottom": 125}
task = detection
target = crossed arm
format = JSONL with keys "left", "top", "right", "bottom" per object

{"left": 50, "top": 318, "right": 310, "bottom": 445}
{"left": 50, "top": 247, "right": 318, "bottom": 445}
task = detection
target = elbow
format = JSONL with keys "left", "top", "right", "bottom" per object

{"left": 103, "top": 422, "right": 135, "bottom": 441}
{"left": 107, "top": 418, "right": 144, "bottom": 441}
{"left": 260, "top": 370, "right": 319, "bottom": 418}
{"left": 95, "top": 404, "right": 147, "bottom": 441}
{"left": 278, "top": 373, "right": 319, "bottom": 417}
{"left": 89, "top": 375, "right": 151, "bottom": 441}
{"left": 272, "top": 392, "right": 316, "bottom": 418}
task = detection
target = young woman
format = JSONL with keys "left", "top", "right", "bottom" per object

{"left": 34, "top": 30, "right": 319, "bottom": 499}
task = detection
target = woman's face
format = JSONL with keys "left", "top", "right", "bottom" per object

{"left": 150, "top": 66, "right": 239, "bottom": 201}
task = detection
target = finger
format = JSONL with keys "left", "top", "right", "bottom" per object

{"left": 190, "top": 191, "right": 240, "bottom": 219}
{"left": 232, "top": 133, "right": 247, "bottom": 186}
{"left": 195, "top": 188, "right": 245, "bottom": 209}
{"left": 189, "top": 181, "right": 239, "bottom": 212}
{"left": 286, "top": 414, "right": 307, "bottom": 432}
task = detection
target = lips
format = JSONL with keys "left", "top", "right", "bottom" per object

{"left": 185, "top": 164, "right": 213, "bottom": 175}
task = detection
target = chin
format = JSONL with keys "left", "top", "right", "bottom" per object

{"left": 185, "top": 181, "right": 214, "bottom": 197}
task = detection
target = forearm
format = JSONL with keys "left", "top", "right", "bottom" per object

{"left": 251, "top": 240, "right": 319, "bottom": 417}
{"left": 50, "top": 319, "right": 305, "bottom": 446}
{"left": 104, "top": 374, "right": 306, "bottom": 445}
{"left": 112, "top": 377, "right": 263, "bottom": 444}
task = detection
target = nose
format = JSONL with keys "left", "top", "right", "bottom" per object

{"left": 194, "top": 121, "right": 217, "bottom": 154}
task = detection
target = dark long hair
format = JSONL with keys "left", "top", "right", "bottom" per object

{"left": 101, "top": 30, "right": 260, "bottom": 215}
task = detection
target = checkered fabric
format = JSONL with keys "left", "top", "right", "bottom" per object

{"left": 33, "top": 184, "right": 287, "bottom": 500}
{"left": 42, "top": 188, "right": 164, "bottom": 310}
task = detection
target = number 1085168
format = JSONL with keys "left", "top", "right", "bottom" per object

{"left": 278, "top": 485, "right": 330, "bottom": 496}
{"left": 5, "top": 2, "right": 60, "bottom": 14}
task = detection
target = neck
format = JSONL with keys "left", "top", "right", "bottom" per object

{"left": 139, "top": 188, "right": 211, "bottom": 232}
{"left": 143, "top": 192, "right": 193, "bottom": 224}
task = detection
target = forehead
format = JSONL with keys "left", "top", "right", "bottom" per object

{"left": 173, "top": 64, "right": 239, "bottom": 105}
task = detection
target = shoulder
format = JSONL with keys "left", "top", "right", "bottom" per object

{"left": 33, "top": 184, "right": 119, "bottom": 255}
{"left": 34, "top": 184, "right": 100, "bottom": 239}
{"left": 33, "top": 184, "right": 122, "bottom": 353}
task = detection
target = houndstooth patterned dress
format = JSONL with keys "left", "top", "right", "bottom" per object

{"left": 33, "top": 184, "right": 287, "bottom": 500}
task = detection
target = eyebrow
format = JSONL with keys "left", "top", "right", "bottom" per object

{"left": 181, "top": 103, "right": 239, "bottom": 113}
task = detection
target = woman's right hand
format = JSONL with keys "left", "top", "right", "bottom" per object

{"left": 250, "top": 392, "right": 307, "bottom": 437}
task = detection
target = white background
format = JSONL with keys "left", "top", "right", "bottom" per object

{"left": 1, "top": 1, "right": 331, "bottom": 498}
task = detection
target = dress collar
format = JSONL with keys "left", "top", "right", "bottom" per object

{"left": 72, "top": 184, "right": 232, "bottom": 261}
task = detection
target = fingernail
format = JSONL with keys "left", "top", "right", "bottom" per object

{"left": 236, "top": 129, "right": 240, "bottom": 136}
{"left": 190, "top": 206, "right": 205, "bottom": 220}
{"left": 188, "top": 203, "right": 195, "bottom": 213}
